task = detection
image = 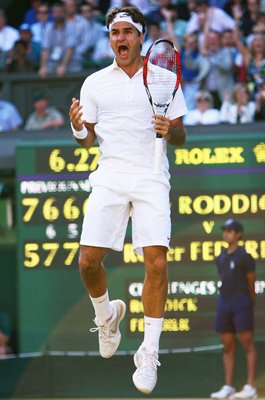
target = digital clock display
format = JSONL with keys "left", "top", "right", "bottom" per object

{"left": 16, "top": 136, "right": 265, "bottom": 353}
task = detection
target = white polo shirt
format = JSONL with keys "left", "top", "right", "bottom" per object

{"left": 80, "top": 59, "right": 187, "bottom": 176}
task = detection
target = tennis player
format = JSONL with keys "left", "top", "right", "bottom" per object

{"left": 69, "top": 6, "right": 187, "bottom": 394}
{"left": 211, "top": 219, "right": 257, "bottom": 400}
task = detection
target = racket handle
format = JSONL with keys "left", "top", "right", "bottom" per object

{"left": 154, "top": 137, "right": 163, "bottom": 174}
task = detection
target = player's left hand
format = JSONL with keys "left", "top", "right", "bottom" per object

{"left": 152, "top": 114, "right": 170, "bottom": 137}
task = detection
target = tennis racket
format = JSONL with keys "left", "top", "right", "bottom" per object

{"left": 143, "top": 39, "right": 181, "bottom": 173}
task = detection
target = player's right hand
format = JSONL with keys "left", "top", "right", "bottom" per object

{"left": 69, "top": 98, "right": 85, "bottom": 131}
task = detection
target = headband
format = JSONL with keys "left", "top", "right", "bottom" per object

{"left": 108, "top": 12, "right": 143, "bottom": 33}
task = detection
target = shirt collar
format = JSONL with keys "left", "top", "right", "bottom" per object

{"left": 111, "top": 58, "right": 143, "bottom": 77}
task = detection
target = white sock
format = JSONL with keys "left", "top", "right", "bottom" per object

{"left": 90, "top": 291, "right": 113, "bottom": 324}
{"left": 141, "top": 316, "right": 164, "bottom": 353}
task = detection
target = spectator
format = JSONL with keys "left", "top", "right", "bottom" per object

{"left": 142, "top": 22, "right": 162, "bottom": 55}
{"left": 210, "top": 0, "right": 228, "bottom": 8}
{"left": 183, "top": 90, "right": 220, "bottom": 125}
{"left": 181, "top": 33, "right": 210, "bottom": 110}
{"left": 224, "top": 0, "right": 246, "bottom": 21}
{"left": 25, "top": 92, "right": 65, "bottom": 131}
{"left": 92, "top": 27, "right": 114, "bottom": 65}
{"left": 0, "top": 312, "right": 12, "bottom": 358}
{"left": 146, "top": 0, "right": 171, "bottom": 25}
{"left": 187, "top": 0, "right": 235, "bottom": 43}
{"left": 202, "top": 30, "right": 235, "bottom": 107}
{"left": 220, "top": 83, "right": 256, "bottom": 123}
{"left": 19, "top": 23, "right": 41, "bottom": 67}
{"left": 80, "top": 1, "right": 104, "bottom": 63}
{"left": 221, "top": 29, "right": 244, "bottom": 81}
{"left": 109, "top": 0, "right": 153, "bottom": 16}
{"left": 0, "top": 9, "right": 19, "bottom": 70}
{"left": 160, "top": 5, "right": 187, "bottom": 47}
{"left": 31, "top": 2, "right": 51, "bottom": 46}
{"left": 210, "top": 219, "right": 257, "bottom": 400}
{"left": 5, "top": 40, "right": 36, "bottom": 73}
{"left": 65, "top": 0, "right": 89, "bottom": 72}
{"left": 38, "top": 2, "right": 75, "bottom": 78}
{"left": 24, "top": 0, "right": 43, "bottom": 25}
{"left": 0, "top": 82, "right": 23, "bottom": 132}
{"left": 241, "top": 0, "right": 261, "bottom": 37}
{"left": 234, "top": 29, "right": 265, "bottom": 95}
{"left": 255, "top": 79, "right": 265, "bottom": 118}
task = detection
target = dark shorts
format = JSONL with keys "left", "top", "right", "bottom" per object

{"left": 215, "top": 294, "right": 254, "bottom": 333}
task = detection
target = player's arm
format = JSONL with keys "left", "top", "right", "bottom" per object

{"left": 246, "top": 271, "right": 256, "bottom": 304}
{"left": 152, "top": 115, "right": 186, "bottom": 146}
{"left": 69, "top": 98, "right": 96, "bottom": 149}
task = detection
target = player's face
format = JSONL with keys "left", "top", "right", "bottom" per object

{"left": 222, "top": 228, "right": 241, "bottom": 244}
{"left": 109, "top": 22, "right": 143, "bottom": 67}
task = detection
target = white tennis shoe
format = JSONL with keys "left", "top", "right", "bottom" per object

{"left": 132, "top": 347, "right": 161, "bottom": 394}
{"left": 234, "top": 385, "right": 258, "bottom": 399}
{"left": 211, "top": 385, "right": 236, "bottom": 399}
{"left": 90, "top": 299, "right": 126, "bottom": 358}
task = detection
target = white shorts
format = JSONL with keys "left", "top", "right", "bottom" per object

{"left": 80, "top": 168, "right": 171, "bottom": 255}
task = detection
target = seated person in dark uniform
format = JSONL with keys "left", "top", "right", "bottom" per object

{"left": 211, "top": 219, "right": 257, "bottom": 400}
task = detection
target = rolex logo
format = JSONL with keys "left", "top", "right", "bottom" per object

{"left": 253, "top": 143, "right": 265, "bottom": 163}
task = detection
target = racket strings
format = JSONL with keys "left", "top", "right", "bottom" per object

{"left": 146, "top": 42, "right": 179, "bottom": 110}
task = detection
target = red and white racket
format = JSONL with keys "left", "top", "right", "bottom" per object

{"left": 143, "top": 39, "right": 181, "bottom": 173}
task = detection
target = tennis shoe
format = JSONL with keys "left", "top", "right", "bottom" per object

{"left": 234, "top": 385, "right": 258, "bottom": 399}
{"left": 211, "top": 385, "right": 236, "bottom": 399}
{"left": 90, "top": 299, "right": 126, "bottom": 358}
{"left": 132, "top": 347, "right": 161, "bottom": 394}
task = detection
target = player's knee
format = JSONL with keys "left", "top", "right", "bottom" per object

{"left": 79, "top": 249, "right": 103, "bottom": 274}
{"left": 145, "top": 256, "right": 167, "bottom": 279}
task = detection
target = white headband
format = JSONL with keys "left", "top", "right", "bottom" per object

{"left": 109, "top": 12, "right": 143, "bottom": 33}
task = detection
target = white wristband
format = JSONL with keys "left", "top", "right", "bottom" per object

{"left": 71, "top": 123, "right": 88, "bottom": 139}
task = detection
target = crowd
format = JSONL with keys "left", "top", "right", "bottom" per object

{"left": 0, "top": 0, "right": 265, "bottom": 131}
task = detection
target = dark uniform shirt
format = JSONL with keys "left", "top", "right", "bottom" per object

{"left": 216, "top": 246, "right": 255, "bottom": 299}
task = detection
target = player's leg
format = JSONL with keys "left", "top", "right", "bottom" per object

{"left": 141, "top": 245, "right": 167, "bottom": 346}
{"left": 130, "top": 176, "right": 170, "bottom": 394}
{"left": 132, "top": 245, "right": 167, "bottom": 394}
{"left": 80, "top": 183, "right": 130, "bottom": 358}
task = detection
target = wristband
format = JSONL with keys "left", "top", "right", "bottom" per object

{"left": 71, "top": 123, "right": 88, "bottom": 139}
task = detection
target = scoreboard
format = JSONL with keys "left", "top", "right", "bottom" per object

{"left": 16, "top": 133, "right": 265, "bottom": 353}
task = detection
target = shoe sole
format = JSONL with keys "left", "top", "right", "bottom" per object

{"left": 132, "top": 374, "right": 153, "bottom": 395}
{"left": 132, "top": 352, "right": 155, "bottom": 394}
{"left": 100, "top": 299, "right": 126, "bottom": 359}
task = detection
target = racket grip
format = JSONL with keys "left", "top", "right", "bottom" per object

{"left": 154, "top": 137, "right": 163, "bottom": 174}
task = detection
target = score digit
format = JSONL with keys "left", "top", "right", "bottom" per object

{"left": 43, "top": 198, "right": 59, "bottom": 221}
{"left": 49, "top": 149, "right": 66, "bottom": 173}
{"left": 63, "top": 197, "right": 80, "bottom": 220}
{"left": 24, "top": 243, "right": 40, "bottom": 268}
{"left": 22, "top": 198, "right": 39, "bottom": 222}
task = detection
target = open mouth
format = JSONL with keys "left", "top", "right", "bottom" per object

{"left": 118, "top": 45, "right": 129, "bottom": 58}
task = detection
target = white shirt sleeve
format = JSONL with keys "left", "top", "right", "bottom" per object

{"left": 187, "top": 14, "right": 199, "bottom": 33}
{"left": 183, "top": 110, "right": 198, "bottom": 125}
{"left": 212, "top": 9, "right": 235, "bottom": 31}
{"left": 80, "top": 78, "right": 98, "bottom": 124}
{"left": 167, "top": 85, "right": 188, "bottom": 120}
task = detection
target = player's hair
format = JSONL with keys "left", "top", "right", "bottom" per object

{"left": 106, "top": 6, "right": 146, "bottom": 35}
